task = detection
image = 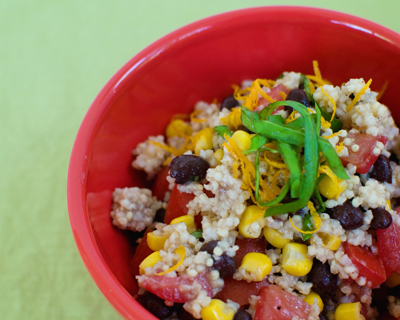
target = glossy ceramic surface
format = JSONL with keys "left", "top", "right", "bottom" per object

{"left": 68, "top": 6, "right": 400, "bottom": 320}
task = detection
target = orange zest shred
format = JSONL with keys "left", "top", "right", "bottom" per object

{"left": 190, "top": 109, "right": 208, "bottom": 123}
{"left": 254, "top": 79, "right": 275, "bottom": 104}
{"left": 232, "top": 161, "right": 239, "bottom": 179}
{"left": 221, "top": 107, "right": 242, "bottom": 129}
{"left": 322, "top": 130, "right": 343, "bottom": 140}
{"left": 286, "top": 110, "right": 298, "bottom": 124}
{"left": 335, "top": 142, "right": 345, "bottom": 153}
{"left": 320, "top": 87, "right": 337, "bottom": 122}
{"left": 155, "top": 246, "right": 186, "bottom": 276}
{"left": 279, "top": 91, "right": 287, "bottom": 100}
{"left": 171, "top": 113, "right": 190, "bottom": 121}
{"left": 313, "top": 60, "right": 322, "bottom": 81}
{"left": 319, "top": 165, "right": 342, "bottom": 187}
{"left": 320, "top": 116, "right": 331, "bottom": 129}
{"left": 377, "top": 80, "right": 389, "bottom": 101}
{"left": 346, "top": 79, "right": 372, "bottom": 111}
{"left": 223, "top": 134, "right": 276, "bottom": 203}
{"left": 289, "top": 201, "right": 321, "bottom": 234}
{"left": 308, "top": 80, "right": 316, "bottom": 94}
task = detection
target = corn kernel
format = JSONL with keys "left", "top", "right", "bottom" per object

{"left": 239, "top": 205, "right": 265, "bottom": 239}
{"left": 147, "top": 232, "right": 168, "bottom": 251}
{"left": 335, "top": 302, "right": 364, "bottom": 320}
{"left": 240, "top": 252, "right": 272, "bottom": 281}
{"left": 318, "top": 175, "right": 346, "bottom": 199}
{"left": 263, "top": 227, "right": 290, "bottom": 249}
{"left": 231, "top": 130, "right": 252, "bottom": 151}
{"left": 139, "top": 251, "right": 162, "bottom": 275}
{"left": 386, "top": 272, "right": 400, "bottom": 288}
{"left": 214, "top": 149, "right": 224, "bottom": 165}
{"left": 170, "top": 215, "right": 197, "bottom": 234}
{"left": 282, "top": 243, "right": 313, "bottom": 277}
{"left": 314, "top": 232, "right": 342, "bottom": 251}
{"left": 194, "top": 128, "right": 214, "bottom": 155}
{"left": 165, "top": 119, "right": 192, "bottom": 138}
{"left": 304, "top": 291, "right": 324, "bottom": 311}
{"left": 200, "top": 299, "right": 235, "bottom": 320}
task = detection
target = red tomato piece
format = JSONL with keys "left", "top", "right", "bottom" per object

{"left": 234, "top": 238, "right": 267, "bottom": 266}
{"left": 344, "top": 242, "right": 386, "bottom": 288}
{"left": 339, "top": 132, "right": 388, "bottom": 174}
{"left": 129, "top": 228, "right": 153, "bottom": 277}
{"left": 377, "top": 211, "right": 400, "bottom": 276}
{"left": 164, "top": 185, "right": 195, "bottom": 224}
{"left": 139, "top": 271, "right": 213, "bottom": 303}
{"left": 255, "top": 84, "right": 289, "bottom": 112}
{"left": 215, "top": 276, "right": 269, "bottom": 306}
{"left": 254, "top": 285, "right": 310, "bottom": 320}
{"left": 152, "top": 165, "right": 170, "bottom": 201}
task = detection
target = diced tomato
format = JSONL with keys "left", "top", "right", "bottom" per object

{"left": 139, "top": 271, "right": 213, "bottom": 303}
{"left": 152, "top": 165, "right": 170, "bottom": 201}
{"left": 234, "top": 237, "right": 267, "bottom": 266}
{"left": 254, "top": 285, "right": 310, "bottom": 320}
{"left": 129, "top": 228, "right": 153, "bottom": 277}
{"left": 255, "top": 84, "right": 289, "bottom": 112}
{"left": 164, "top": 185, "right": 195, "bottom": 224}
{"left": 215, "top": 276, "right": 269, "bottom": 306}
{"left": 377, "top": 210, "right": 400, "bottom": 276}
{"left": 344, "top": 242, "right": 386, "bottom": 288}
{"left": 339, "top": 132, "right": 388, "bottom": 174}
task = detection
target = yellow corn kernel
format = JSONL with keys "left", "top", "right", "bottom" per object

{"left": 147, "top": 232, "right": 168, "bottom": 251}
{"left": 170, "top": 215, "right": 197, "bottom": 234}
{"left": 240, "top": 252, "right": 272, "bottom": 281}
{"left": 231, "top": 130, "right": 252, "bottom": 151}
{"left": 318, "top": 175, "right": 346, "bottom": 199}
{"left": 315, "top": 232, "right": 342, "bottom": 251}
{"left": 263, "top": 227, "right": 291, "bottom": 249}
{"left": 194, "top": 128, "right": 214, "bottom": 155}
{"left": 282, "top": 243, "right": 313, "bottom": 277}
{"left": 238, "top": 205, "right": 265, "bottom": 239}
{"left": 139, "top": 251, "right": 162, "bottom": 275}
{"left": 214, "top": 149, "right": 224, "bottom": 165}
{"left": 166, "top": 119, "right": 192, "bottom": 138}
{"left": 386, "top": 272, "right": 400, "bottom": 288}
{"left": 200, "top": 299, "right": 235, "bottom": 320}
{"left": 304, "top": 291, "right": 324, "bottom": 311}
{"left": 335, "top": 302, "right": 364, "bottom": 320}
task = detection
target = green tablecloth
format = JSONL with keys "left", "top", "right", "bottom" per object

{"left": 2, "top": 0, "right": 399, "bottom": 319}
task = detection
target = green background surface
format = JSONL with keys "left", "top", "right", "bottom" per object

{"left": 1, "top": 0, "right": 399, "bottom": 319}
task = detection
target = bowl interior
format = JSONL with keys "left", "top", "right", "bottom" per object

{"left": 68, "top": 6, "right": 400, "bottom": 320}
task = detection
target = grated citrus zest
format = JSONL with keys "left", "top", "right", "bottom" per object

{"left": 346, "top": 79, "right": 372, "bottom": 111}
{"left": 155, "top": 246, "right": 186, "bottom": 276}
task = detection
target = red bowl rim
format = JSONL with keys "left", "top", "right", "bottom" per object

{"left": 67, "top": 6, "right": 400, "bottom": 319}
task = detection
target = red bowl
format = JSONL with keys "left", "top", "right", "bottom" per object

{"left": 67, "top": 6, "right": 400, "bottom": 320}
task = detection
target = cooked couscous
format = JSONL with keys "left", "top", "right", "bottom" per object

{"left": 110, "top": 61, "right": 400, "bottom": 320}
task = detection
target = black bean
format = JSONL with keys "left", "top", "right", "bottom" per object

{"left": 138, "top": 291, "right": 174, "bottom": 318}
{"left": 308, "top": 260, "right": 338, "bottom": 299}
{"left": 169, "top": 155, "right": 210, "bottom": 185}
{"left": 233, "top": 309, "right": 252, "bottom": 320}
{"left": 285, "top": 88, "right": 310, "bottom": 114}
{"left": 326, "top": 200, "right": 364, "bottom": 230}
{"left": 177, "top": 307, "right": 197, "bottom": 320}
{"left": 154, "top": 208, "right": 166, "bottom": 223}
{"left": 319, "top": 313, "right": 328, "bottom": 320}
{"left": 199, "top": 240, "right": 237, "bottom": 278}
{"left": 221, "top": 94, "right": 240, "bottom": 110}
{"left": 371, "top": 207, "right": 393, "bottom": 229}
{"left": 370, "top": 154, "right": 392, "bottom": 183}
{"left": 199, "top": 240, "right": 219, "bottom": 254}
{"left": 213, "top": 253, "right": 237, "bottom": 278}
